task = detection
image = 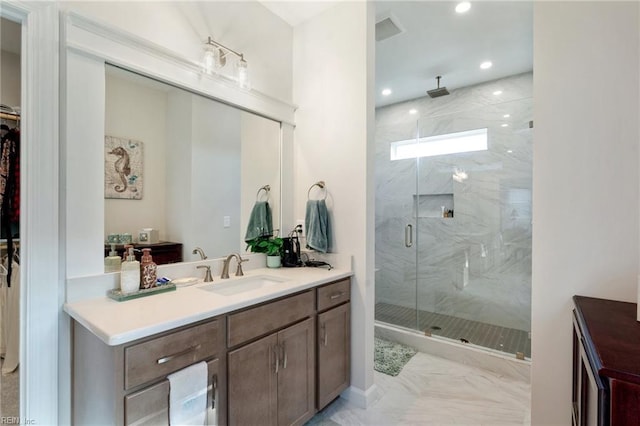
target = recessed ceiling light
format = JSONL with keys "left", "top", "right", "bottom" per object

{"left": 409, "top": 109, "right": 418, "bottom": 115}
{"left": 493, "top": 90, "right": 503, "bottom": 96}
{"left": 382, "top": 88, "right": 392, "bottom": 96}
{"left": 503, "top": 114, "right": 511, "bottom": 118}
{"left": 480, "top": 61, "right": 493, "bottom": 70}
{"left": 507, "top": 149, "right": 513, "bottom": 153}
{"left": 455, "top": 2, "right": 471, "bottom": 13}
{"left": 501, "top": 123, "right": 509, "bottom": 127}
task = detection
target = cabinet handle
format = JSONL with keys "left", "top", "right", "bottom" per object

{"left": 156, "top": 344, "right": 201, "bottom": 365}
{"left": 330, "top": 292, "right": 345, "bottom": 300}
{"left": 282, "top": 343, "right": 287, "bottom": 369}
{"left": 405, "top": 224, "right": 413, "bottom": 248}
{"left": 321, "top": 323, "right": 328, "bottom": 347}
{"left": 211, "top": 374, "right": 217, "bottom": 410}
{"left": 273, "top": 345, "right": 279, "bottom": 374}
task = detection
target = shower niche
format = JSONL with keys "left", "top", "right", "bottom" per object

{"left": 413, "top": 193, "right": 454, "bottom": 218}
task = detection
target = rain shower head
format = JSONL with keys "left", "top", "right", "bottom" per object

{"left": 427, "top": 76, "right": 450, "bottom": 98}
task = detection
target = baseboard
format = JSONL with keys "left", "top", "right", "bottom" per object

{"left": 340, "top": 383, "right": 380, "bottom": 409}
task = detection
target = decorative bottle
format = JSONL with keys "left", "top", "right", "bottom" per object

{"left": 104, "top": 243, "right": 122, "bottom": 273}
{"left": 140, "top": 248, "right": 158, "bottom": 289}
{"left": 120, "top": 247, "right": 140, "bottom": 294}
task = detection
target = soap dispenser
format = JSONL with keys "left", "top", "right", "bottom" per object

{"left": 140, "top": 248, "right": 157, "bottom": 289}
{"left": 120, "top": 247, "right": 140, "bottom": 294}
{"left": 104, "top": 244, "right": 122, "bottom": 273}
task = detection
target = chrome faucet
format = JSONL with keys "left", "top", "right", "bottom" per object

{"left": 192, "top": 247, "right": 208, "bottom": 260}
{"left": 197, "top": 265, "right": 213, "bottom": 282}
{"left": 221, "top": 253, "right": 248, "bottom": 279}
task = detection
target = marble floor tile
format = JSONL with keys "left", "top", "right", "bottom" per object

{"left": 308, "top": 351, "right": 530, "bottom": 426}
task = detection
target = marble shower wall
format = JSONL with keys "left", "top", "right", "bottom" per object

{"left": 375, "top": 73, "right": 532, "bottom": 332}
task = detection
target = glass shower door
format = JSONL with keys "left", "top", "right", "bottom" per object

{"left": 374, "top": 118, "right": 419, "bottom": 330}
{"left": 415, "top": 97, "right": 533, "bottom": 358}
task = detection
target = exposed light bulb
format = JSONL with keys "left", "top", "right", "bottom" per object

{"left": 409, "top": 109, "right": 418, "bottom": 115}
{"left": 493, "top": 90, "right": 503, "bottom": 96}
{"left": 503, "top": 114, "right": 510, "bottom": 118}
{"left": 203, "top": 48, "right": 215, "bottom": 74}
{"left": 382, "top": 88, "right": 392, "bottom": 96}
{"left": 237, "top": 56, "right": 250, "bottom": 90}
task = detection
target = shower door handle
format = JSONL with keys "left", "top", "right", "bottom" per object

{"left": 405, "top": 224, "right": 413, "bottom": 247}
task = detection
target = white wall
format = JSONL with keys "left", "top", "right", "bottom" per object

{"left": 61, "top": 1, "right": 293, "bottom": 103}
{"left": 532, "top": 2, "right": 639, "bottom": 424}
{"left": 293, "top": 1, "right": 376, "bottom": 405}
{"left": 105, "top": 72, "right": 168, "bottom": 240}
{"left": 1, "top": 50, "right": 20, "bottom": 107}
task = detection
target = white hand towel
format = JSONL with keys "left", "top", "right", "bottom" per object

{"left": 167, "top": 361, "right": 208, "bottom": 426}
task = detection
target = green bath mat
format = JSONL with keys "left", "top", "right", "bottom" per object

{"left": 374, "top": 338, "right": 417, "bottom": 376}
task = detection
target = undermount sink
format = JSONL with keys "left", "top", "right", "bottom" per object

{"left": 198, "top": 275, "right": 290, "bottom": 296}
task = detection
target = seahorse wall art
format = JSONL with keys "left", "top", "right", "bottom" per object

{"left": 104, "top": 136, "right": 143, "bottom": 200}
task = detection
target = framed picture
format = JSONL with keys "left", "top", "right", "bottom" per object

{"left": 104, "top": 136, "right": 143, "bottom": 199}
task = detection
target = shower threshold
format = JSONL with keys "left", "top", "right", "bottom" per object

{"left": 375, "top": 302, "right": 531, "bottom": 359}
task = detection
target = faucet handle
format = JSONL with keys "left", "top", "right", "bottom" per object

{"left": 236, "top": 257, "right": 249, "bottom": 277}
{"left": 197, "top": 265, "right": 213, "bottom": 282}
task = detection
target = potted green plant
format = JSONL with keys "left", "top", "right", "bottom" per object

{"left": 246, "top": 236, "right": 283, "bottom": 268}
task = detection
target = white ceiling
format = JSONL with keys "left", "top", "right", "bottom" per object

{"left": 1, "top": 3, "right": 532, "bottom": 109}
{"left": 261, "top": 1, "right": 532, "bottom": 107}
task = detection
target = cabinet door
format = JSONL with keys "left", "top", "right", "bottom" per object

{"left": 228, "top": 333, "right": 278, "bottom": 426}
{"left": 277, "top": 318, "right": 315, "bottom": 426}
{"left": 317, "top": 303, "right": 350, "bottom": 410}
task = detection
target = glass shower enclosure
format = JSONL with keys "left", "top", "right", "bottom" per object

{"left": 375, "top": 73, "right": 533, "bottom": 358}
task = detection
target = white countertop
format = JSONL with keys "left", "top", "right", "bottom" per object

{"left": 64, "top": 266, "right": 352, "bottom": 346}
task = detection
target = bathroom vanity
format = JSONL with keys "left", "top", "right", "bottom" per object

{"left": 67, "top": 268, "right": 351, "bottom": 426}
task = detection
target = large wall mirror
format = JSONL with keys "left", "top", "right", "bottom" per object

{"left": 104, "top": 65, "right": 281, "bottom": 264}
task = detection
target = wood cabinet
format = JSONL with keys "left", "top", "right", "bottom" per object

{"left": 572, "top": 295, "right": 640, "bottom": 426}
{"left": 73, "top": 316, "right": 225, "bottom": 426}
{"left": 104, "top": 241, "right": 183, "bottom": 265}
{"left": 316, "top": 279, "right": 351, "bottom": 410}
{"left": 73, "top": 276, "right": 352, "bottom": 426}
{"left": 227, "top": 290, "right": 315, "bottom": 426}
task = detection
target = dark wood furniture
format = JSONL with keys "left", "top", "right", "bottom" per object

{"left": 572, "top": 295, "right": 640, "bottom": 426}
{"left": 104, "top": 241, "right": 183, "bottom": 265}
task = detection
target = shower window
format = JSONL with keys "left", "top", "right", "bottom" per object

{"left": 390, "top": 128, "right": 488, "bottom": 161}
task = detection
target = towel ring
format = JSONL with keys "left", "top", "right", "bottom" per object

{"left": 256, "top": 185, "right": 270, "bottom": 202}
{"left": 307, "top": 181, "right": 327, "bottom": 201}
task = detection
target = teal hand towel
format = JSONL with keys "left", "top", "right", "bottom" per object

{"left": 305, "top": 199, "right": 331, "bottom": 253}
{"left": 244, "top": 201, "right": 273, "bottom": 243}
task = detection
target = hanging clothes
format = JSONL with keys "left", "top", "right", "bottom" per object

{"left": 0, "top": 125, "right": 19, "bottom": 287}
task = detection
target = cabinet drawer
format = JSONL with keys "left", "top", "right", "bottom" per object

{"left": 227, "top": 290, "right": 314, "bottom": 348}
{"left": 317, "top": 279, "right": 350, "bottom": 312}
{"left": 124, "top": 358, "right": 221, "bottom": 426}
{"left": 124, "top": 319, "right": 220, "bottom": 390}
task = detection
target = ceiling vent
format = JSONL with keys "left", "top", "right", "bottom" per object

{"left": 376, "top": 14, "right": 405, "bottom": 42}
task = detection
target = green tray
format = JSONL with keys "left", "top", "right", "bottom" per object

{"left": 107, "top": 283, "right": 176, "bottom": 301}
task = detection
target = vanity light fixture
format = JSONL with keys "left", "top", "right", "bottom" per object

{"left": 203, "top": 36, "right": 250, "bottom": 89}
